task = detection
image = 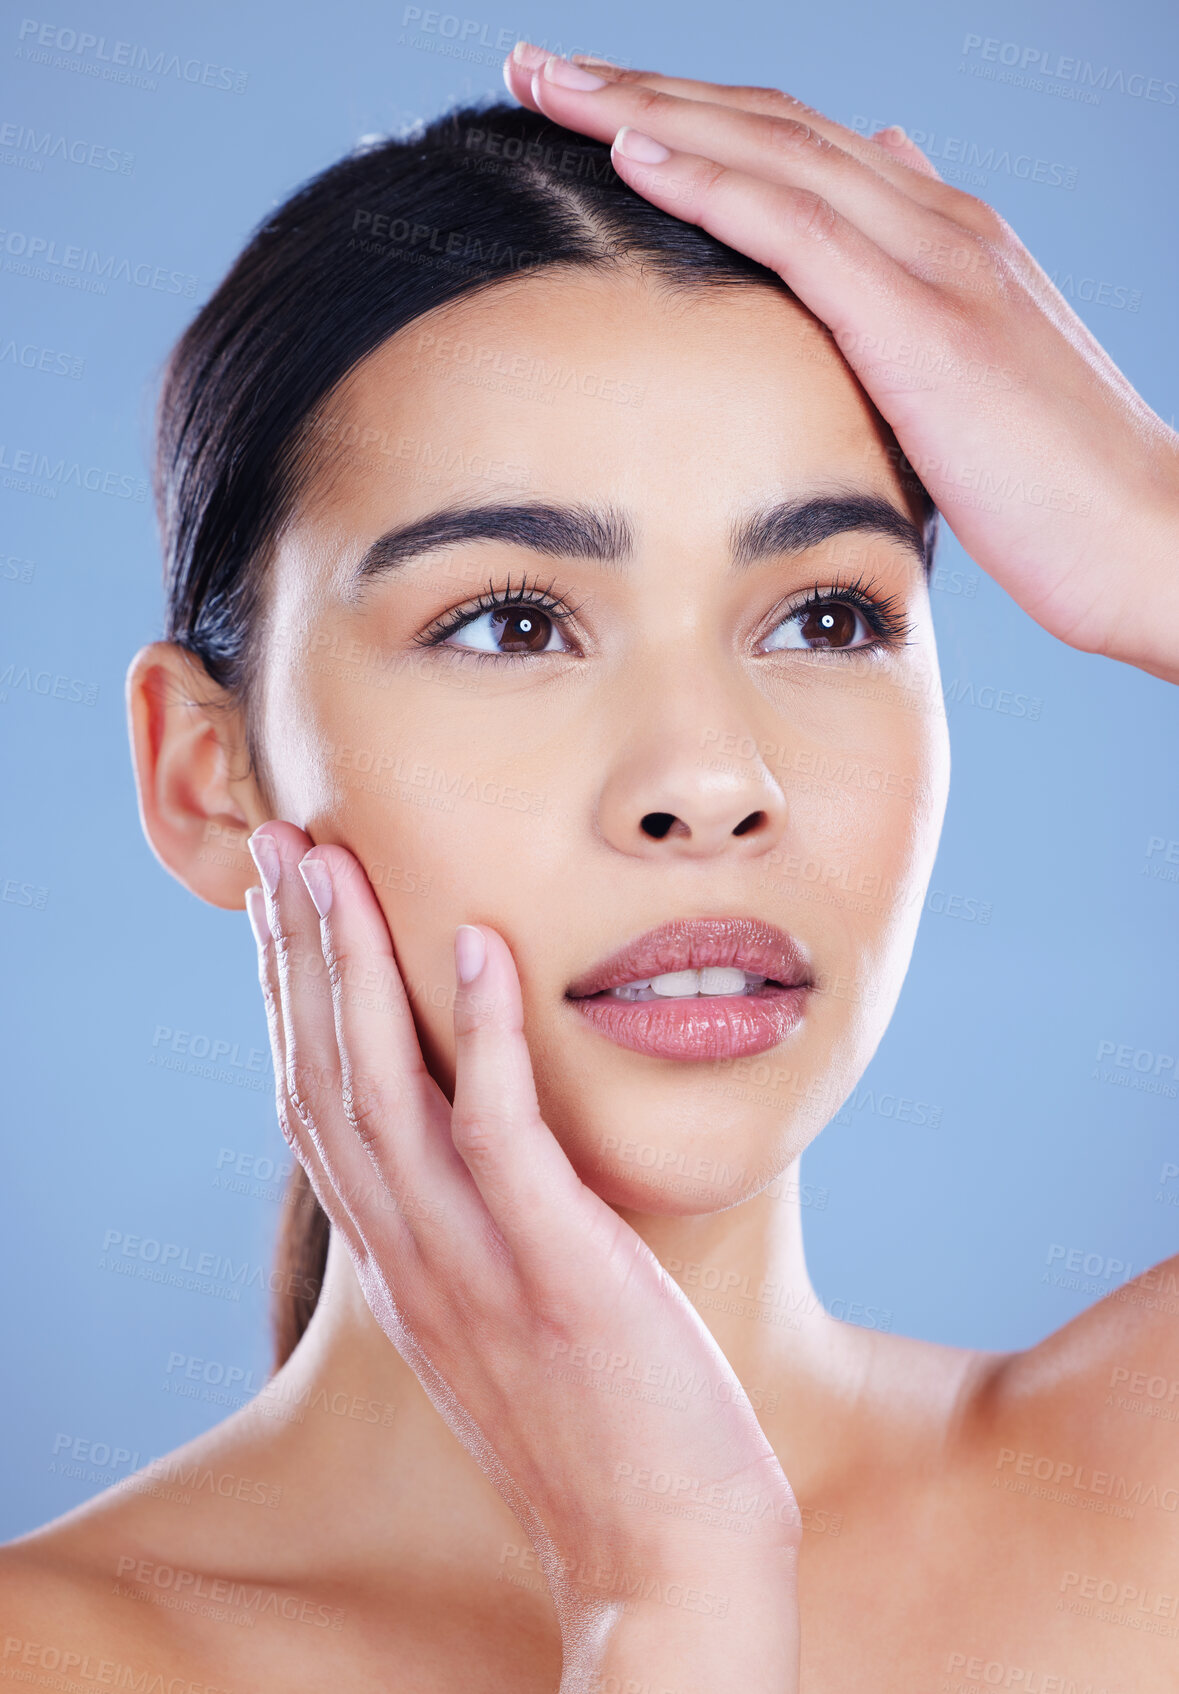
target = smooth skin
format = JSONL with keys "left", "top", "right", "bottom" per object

{"left": 2, "top": 47, "right": 1178, "bottom": 1694}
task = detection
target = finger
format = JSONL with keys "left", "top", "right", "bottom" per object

{"left": 509, "top": 44, "right": 950, "bottom": 207}
{"left": 301, "top": 842, "right": 491, "bottom": 1251}
{"left": 502, "top": 41, "right": 546, "bottom": 109}
{"left": 573, "top": 59, "right": 947, "bottom": 189}
{"left": 525, "top": 60, "right": 965, "bottom": 265}
{"left": 254, "top": 822, "right": 410, "bottom": 1253}
{"left": 603, "top": 133, "right": 936, "bottom": 379}
{"left": 449, "top": 923, "right": 596, "bottom": 1269}
{"left": 244, "top": 876, "right": 363, "bottom": 1259}
{"left": 869, "top": 123, "right": 942, "bottom": 182}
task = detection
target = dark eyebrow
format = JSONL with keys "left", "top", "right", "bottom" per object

{"left": 352, "top": 491, "right": 929, "bottom": 583}
{"left": 730, "top": 493, "right": 929, "bottom": 571}
{"left": 354, "top": 502, "right": 633, "bottom": 581}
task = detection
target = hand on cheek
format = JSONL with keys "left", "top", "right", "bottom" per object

{"left": 242, "top": 817, "right": 802, "bottom": 1678}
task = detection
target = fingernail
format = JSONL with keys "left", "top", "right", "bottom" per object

{"left": 299, "top": 854, "right": 333, "bottom": 919}
{"left": 570, "top": 52, "right": 621, "bottom": 68}
{"left": 511, "top": 40, "right": 548, "bottom": 70}
{"left": 613, "top": 126, "right": 670, "bottom": 164}
{"left": 454, "top": 924, "right": 487, "bottom": 985}
{"left": 245, "top": 885, "right": 271, "bottom": 948}
{"left": 248, "top": 829, "right": 281, "bottom": 897}
{"left": 876, "top": 124, "right": 907, "bottom": 145}
{"left": 542, "top": 54, "right": 607, "bottom": 90}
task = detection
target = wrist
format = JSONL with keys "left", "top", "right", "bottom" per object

{"left": 556, "top": 1544, "right": 800, "bottom": 1694}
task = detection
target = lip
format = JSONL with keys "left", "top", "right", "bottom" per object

{"left": 565, "top": 917, "right": 812, "bottom": 1062}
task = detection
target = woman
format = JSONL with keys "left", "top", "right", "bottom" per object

{"left": 3, "top": 43, "right": 1176, "bottom": 1692}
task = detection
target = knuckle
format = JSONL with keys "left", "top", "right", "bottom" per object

{"left": 257, "top": 972, "right": 282, "bottom": 1031}
{"left": 286, "top": 1058, "right": 327, "bottom": 1127}
{"left": 789, "top": 187, "right": 838, "bottom": 240}
{"left": 324, "top": 939, "right": 355, "bottom": 994}
{"left": 691, "top": 157, "right": 730, "bottom": 200}
{"left": 270, "top": 922, "right": 296, "bottom": 968}
{"left": 600, "top": 65, "right": 652, "bottom": 85}
{"left": 452, "top": 982, "right": 501, "bottom": 1037}
{"left": 450, "top": 1104, "right": 513, "bottom": 1165}
{"left": 763, "top": 114, "right": 825, "bottom": 155}
{"left": 950, "top": 189, "right": 1009, "bottom": 241}
{"left": 985, "top": 214, "right": 1018, "bottom": 256}
{"left": 272, "top": 926, "right": 317, "bottom": 987}
{"left": 628, "top": 83, "right": 671, "bottom": 124}
{"left": 448, "top": 1108, "right": 494, "bottom": 1159}
{"left": 326, "top": 939, "right": 397, "bottom": 1008}
{"left": 748, "top": 86, "right": 822, "bottom": 126}
{"left": 343, "top": 1070, "right": 399, "bottom": 1152}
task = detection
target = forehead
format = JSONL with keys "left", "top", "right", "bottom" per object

{"left": 296, "top": 267, "right": 910, "bottom": 542}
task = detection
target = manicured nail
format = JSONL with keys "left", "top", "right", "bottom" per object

{"left": 876, "top": 124, "right": 907, "bottom": 145}
{"left": 570, "top": 52, "right": 621, "bottom": 68}
{"left": 299, "top": 854, "right": 333, "bottom": 918}
{"left": 613, "top": 126, "right": 670, "bottom": 164}
{"left": 248, "top": 829, "right": 281, "bottom": 897}
{"left": 245, "top": 885, "right": 271, "bottom": 949}
{"left": 454, "top": 924, "right": 487, "bottom": 985}
{"left": 511, "top": 40, "right": 548, "bottom": 70}
{"left": 542, "top": 54, "right": 607, "bottom": 90}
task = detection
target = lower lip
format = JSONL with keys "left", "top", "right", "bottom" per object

{"left": 566, "top": 987, "right": 809, "bottom": 1061}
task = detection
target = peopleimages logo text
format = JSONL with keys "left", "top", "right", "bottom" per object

{"left": 0, "top": 229, "right": 196, "bottom": 295}
{"left": 15, "top": 18, "right": 248, "bottom": 92}
{"left": 960, "top": 33, "right": 1177, "bottom": 103}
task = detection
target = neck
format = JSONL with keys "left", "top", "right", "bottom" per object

{"left": 235, "top": 1160, "right": 872, "bottom": 1584}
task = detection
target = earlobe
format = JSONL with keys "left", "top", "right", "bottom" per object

{"left": 125, "top": 641, "right": 266, "bottom": 910}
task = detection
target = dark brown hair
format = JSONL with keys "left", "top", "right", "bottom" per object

{"left": 153, "top": 98, "right": 936, "bottom": 1371}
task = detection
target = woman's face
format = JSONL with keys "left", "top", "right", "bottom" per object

{"left": 255, "top": 267, "right": 949, "bottom": 1214}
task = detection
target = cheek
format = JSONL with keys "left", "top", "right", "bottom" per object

{"left": 760, "top": 679, "right": 946, "bottom": 961}
{"left": 309, "top": 759, "right": 566, "bottom": 1089}
{"left": 264, "top": 653, "right": 581, "bottom": 1075}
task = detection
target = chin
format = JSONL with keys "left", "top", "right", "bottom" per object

{"left": 537, "top": 1060, "right": 837, "bottom": 1217}
{"left": 533, "top": 971, "right": 901, "bottom": 1216}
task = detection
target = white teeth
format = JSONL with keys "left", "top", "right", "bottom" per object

{"left": 605, "top": 968, "right": 768, "bottom": 1001}
{"left": 651, "top": 969, "right": 701, "bottom": 998}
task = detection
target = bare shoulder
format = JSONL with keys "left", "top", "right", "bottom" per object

{"left": 0, "top": 1457, "right": 525, "bottom": 1694}
{"left": 989, "top": 1248, "right": 1179, "bottom": 1433}
{"left": 964, "top": 1250, "right": 1179, "bottom": 1543}
{"left": 0, "top": 1512, "right": 186, "bottom": 1681}
{"left": 0, "top": 1434, "right": 288, "bottom": 1690}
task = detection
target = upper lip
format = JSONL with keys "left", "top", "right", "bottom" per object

{"left": 565, "top": 917, "right": 813, "bottom": 999}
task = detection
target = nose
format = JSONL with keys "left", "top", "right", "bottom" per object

{"left": 595, "top": 712, "right": 790, "bottom": 861}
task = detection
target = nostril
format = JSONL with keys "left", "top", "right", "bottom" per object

{"left": 641, "top": 812, "right": 678, "bottom": 840}
{"left": 732, "top": 811, "right": 765, "bottom": 836}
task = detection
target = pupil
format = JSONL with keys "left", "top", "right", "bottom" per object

{"left": 493, "top": 606, "right": 552, "bottom": 653}
{"left": 801, "top": 602, "right": 857, "bottom": 648}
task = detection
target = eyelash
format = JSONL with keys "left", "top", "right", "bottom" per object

{"left": 771, "top": 574, "right": 914, "bottom": 652}
{"left": 414, "top": 573, "right": 583, "bottom": 655}
{"left": 413, "top": 570, "right": 913, "bottom": 658}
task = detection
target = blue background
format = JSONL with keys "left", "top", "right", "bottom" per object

{"left": 2, "top": 0, "right": 1176, "bottom": 1538}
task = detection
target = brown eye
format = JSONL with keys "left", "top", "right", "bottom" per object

{"left": 442, "top": 599, "right": 570, "bottom": 655}
{"left": 491, "top": 606, "right": 554, "bottom": 653}
{"left": 765, "top": 597, "right": 872, "bottom": 653}
{"left": 799, "top": 602, "right": 859, "bottom": 648}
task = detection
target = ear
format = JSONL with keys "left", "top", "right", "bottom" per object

{"left": 125, "top": 641, "right": 269, "bottom": 910}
